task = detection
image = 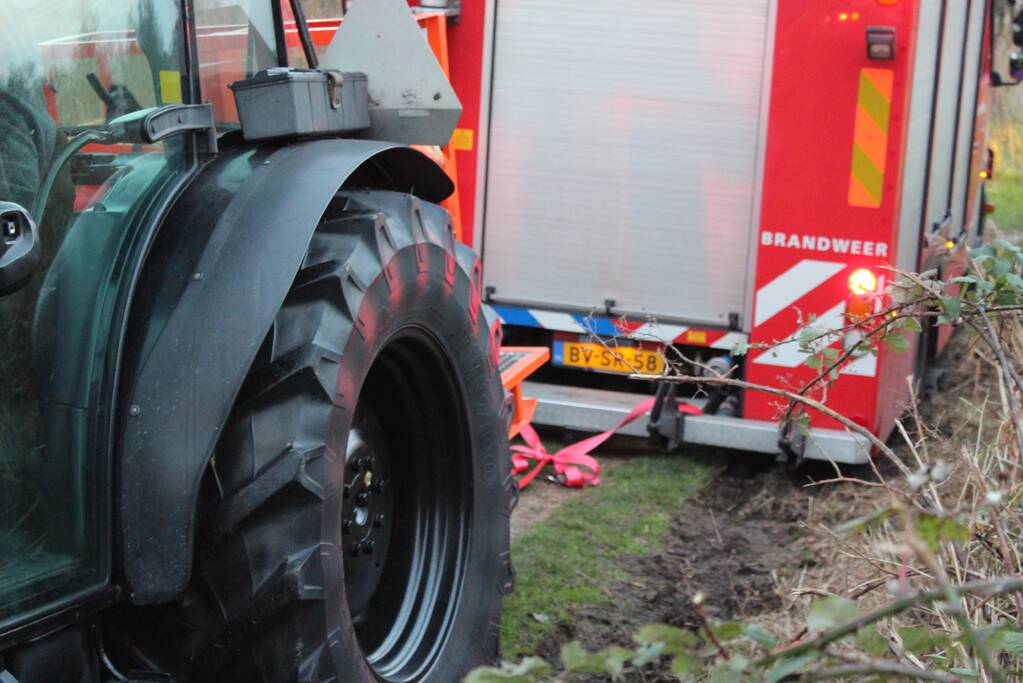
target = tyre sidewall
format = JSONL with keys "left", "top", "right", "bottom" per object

{"left": 323, "top": 237, "right": 508, "bottom": 682}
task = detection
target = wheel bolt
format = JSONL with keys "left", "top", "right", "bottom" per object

{"left": 372, "top": 513, "right": 385, "bottom": 528}
{"left": 342, "top": 519, "right": 353, "bottom": 535}
{"left": 370, "top": 479, "right": 384, "bottom": 494}
{"left": 356, "top": 492, "right": 369, "bottom": 505}
{"left": 347, "top": 543, "right": 360, "bottom": 557}
{"left": 360, "top": 541, "right": 375, "bottom": 555}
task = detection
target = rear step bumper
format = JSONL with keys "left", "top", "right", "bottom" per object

{"left": 523, "top": 382, "right": 871, "bottom": 465}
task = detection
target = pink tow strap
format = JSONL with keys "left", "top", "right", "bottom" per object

{"left": 512, "top": 397, "right": 703, "bottom": 489}
{"left": 511, "top": 398, "right": 705, "bottom": 489}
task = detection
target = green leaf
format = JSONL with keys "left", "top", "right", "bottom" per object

{"left": 857, "top": 624, "right": 889, "bottom": 657}
{"left": 989, "top": 628, "right": 1023, "bottom": 656}
{"left": 601, "top": 646, "right": 633, "bottom": 679}
{"left": 707, "top": 659, "right": 743, "bottom": 683}
{"left": 804, "top": 355, "right": 823, "bottom": 370}
{"left": 742, "top": 623, "right": 777, "bottom": 650}
{"left": 950, "top": 275, "right": 978, "bottom": 285}
{"left": 821, "top": 346, "right": 840, "bottom": 361}
{"left": 833, "top": 507, "right": 895, "bottom": 538}
{"left": 765, "top": 653, "right": 818, "bottom": 683}
{"left": 670, "top": 653, "right": 692, "bottom": 679}
{"left": 793, "top": 412, "right": 811, "bottom": 438}
{"left": 465, "top": 658, "right": 551, "bottom": 683}
{"left": 948, "top": 668, "right": 979, "bottom": 679}
{"left": 634, "top": 624, "right": 697, "bottom": 655}
{"left": 997, "top": 287, "right": 1021, "bottom": 305}
{"left": 912, "top": 513, "right": 970, "bottom": 552}
{"left": 797, "top": 326, "right": 822, "bottom": 352}
{"left": 731, "top": 340, "right": 749, "bottom": 357}
{"left": 1005, "top": 273, "right": 1023, "bottom": 291}
{"left": 895, "top": 316, "right": 923, "bottom": 334}
{"left": 938, "top": 296, "right": 962, "bottom": 324}
{"left": 630, "top": 642, "right": 665, "bottom": 668}
{"left": 728, "top": 654, "right": 750, "bottom": 672}
{"left": 883, "top": 332, "right": 911, "bottom": 354}
{"left": 898, "top": 626, "right": 941, "bottom": 655}
{"left": 807, "top": 597, "right": 859, "bottom": 633}
{"left": 710, "top": 621, "right": 744, "bottom": 641}
{"left": 560, "top": 642, "right": 606, "bottom": 674}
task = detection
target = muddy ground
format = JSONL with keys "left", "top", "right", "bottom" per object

{"left": 515, "top": 455, "right": 893, "bottom": 681}
{"left": 509, "top": 336, "right": 986, "bottom": 679}
{"left": 561, "top": 464, "right": 800, "bottom": 641}
{"left": 531, "top": 460, "right": 869, "bottom": 660}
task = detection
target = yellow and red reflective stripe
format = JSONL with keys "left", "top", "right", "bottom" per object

{"left": 848, "top": 68, "right": 894, "bottom": 208}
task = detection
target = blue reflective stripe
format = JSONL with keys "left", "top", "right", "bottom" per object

{"left": 552, "top": 340, "right": 566, "bottom": 365}
{"left": 489, "top": 305, "right": 542, "bottom": 328}
{"left": 571, "top": 314, "right": 618, "bottom": 337}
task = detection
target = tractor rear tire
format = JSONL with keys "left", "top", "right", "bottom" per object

{"left": 115, "top": 190, "right": 515, "bottom": 682}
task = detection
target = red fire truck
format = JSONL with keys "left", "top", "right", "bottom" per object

{"left": 439, "top": 0, "right": 1011, "bottom": 464}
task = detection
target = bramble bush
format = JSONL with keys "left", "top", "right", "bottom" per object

{"left": 469, "top": 239, "right": 1023, "bottom": 682}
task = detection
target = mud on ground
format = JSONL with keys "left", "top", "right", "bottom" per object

{"left": 524, "top": 452, "right": 895, "bottom": 682}
{"left": 523, "top": 334, "right": 990, "bottom": 680}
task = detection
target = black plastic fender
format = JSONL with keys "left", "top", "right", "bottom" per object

{"left": 118, "top": 139, "right": 452, "bottom": 603}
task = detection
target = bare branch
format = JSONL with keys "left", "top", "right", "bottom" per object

{"left": 795, "top": 659, "right": 968, "bottom": 683}
{"left": 757, "top": 576, "right": 1023, "bottom": 666}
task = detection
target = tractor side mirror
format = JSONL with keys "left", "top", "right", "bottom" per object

{"left": 0, "top": 202, "right": 42, "bottom": 297}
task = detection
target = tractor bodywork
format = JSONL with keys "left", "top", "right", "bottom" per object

{"left": 0, "top": 2, "right": 498, "bottom": 681}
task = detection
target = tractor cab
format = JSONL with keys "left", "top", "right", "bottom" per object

{"left": 0, "top": 0, "right": 296, "bottom": 639}
{"left": 0, "top": 0, "right": 199, "bottom": 634}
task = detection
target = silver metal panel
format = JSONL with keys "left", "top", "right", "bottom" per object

{"left": 743, "top": 1, "right": 779, "bottom": 334}
{"left": 950, "top": 0, "right": 986, "bottom": 238}
{"left": 924, "top": 1, "right": 969, "bottom": 236}
{"left": 524, "top": 382, "right": 659, "bottom": 438}
{"left": 482, "top": 0, "right": 772, "bottom": 327}
{"left": 321, "top": 0, "right": 461, "bottom": 146}
{"left": 896, "top": 0, "right": 943, "bottom": 272}
{"left": 523, "top": 382, "right": 871, "bottom": 465}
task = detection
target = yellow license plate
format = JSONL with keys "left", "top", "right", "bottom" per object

{"left": 556, "top": 341, "right": 665, "bottom": 375}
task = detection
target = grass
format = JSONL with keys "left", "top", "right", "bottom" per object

{"left": 989, "top": 115, "right": 1023, "bottom": 233}
{"left": 501, "top": 452, "right": 719, "bottom": 658}
{"left": 988, "top": 172, "right": 1023, "bottom": 233}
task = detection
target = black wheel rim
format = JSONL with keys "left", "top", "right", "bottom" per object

{"left": 342, "top": 327, "right": 473, "bottom": 681}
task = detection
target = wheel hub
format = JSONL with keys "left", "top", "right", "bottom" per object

{"left": 341, "top": 420, "right": 393, "bottom": 617}
{"left": 337, "top": 329, "right": 474, "bottom": 681}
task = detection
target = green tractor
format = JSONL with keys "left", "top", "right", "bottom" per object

{"left": 0, "top": 0, "right": 514, "bottom": 680}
